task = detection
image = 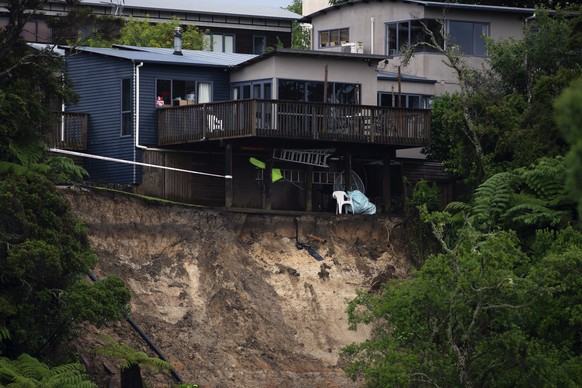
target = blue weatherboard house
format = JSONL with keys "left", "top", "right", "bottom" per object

{"left": 55, "top": 43, "right": 431, "bottom": 212}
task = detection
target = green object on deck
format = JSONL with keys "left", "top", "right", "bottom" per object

{"left": 249, "top": 157, "right": 283, "bottom": 182}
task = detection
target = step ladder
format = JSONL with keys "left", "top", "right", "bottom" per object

{"left": 272, "top": 149, "right": 334, "bottom": 167}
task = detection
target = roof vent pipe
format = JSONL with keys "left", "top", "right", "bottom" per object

{"left": 173, "top": 26, "right": 183, "bottom": 55}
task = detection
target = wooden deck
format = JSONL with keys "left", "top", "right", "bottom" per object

{"left": 47, "top": 112, "right": 88, "bottom": 150}
{"left": 158, "top": 99, "right": 430, "bottom": 147}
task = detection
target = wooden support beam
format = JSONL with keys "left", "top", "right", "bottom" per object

{"left": 225, "top": 143, "right": 233, "bottom": 208}
{"left": 264, "top": 159, "right": 272, "bottom": 210}
{"left": 344, "top": 152, "right": 352, "bottom": 192}
{"left": 382, "top": 150, "right": 395, "bottom": 213}
{"left": 306, "top": 165, "right": 313, "bottom": 212}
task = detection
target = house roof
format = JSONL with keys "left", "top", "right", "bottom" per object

{"left": 76, "top": 0, "right": 300, "bottom": 20}
{"left": 301, "top": 0, "right": 535, "bottom": 22}
{"left": 62, "top": 46, "right": 256, "bottom": 67}
{"left": 404, "top": 0, "right": 535, "bottom": 14}
{"left": 233, "top": 47, "right": 391, "bottom": 68}
{"left": 377, "top": 71, "right": 437, "bottom": 84}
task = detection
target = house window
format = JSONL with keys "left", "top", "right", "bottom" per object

{"left": 385, "top": 19, "right": 443, "bottom": 56}
{"left": 156, "top": 79, "right": 210, "bottom": 106}
{"left": 448, "top": 21, "right": 489, "bottom": 56}
{"left": 319, "top": 28, "right": 349, "bottom": 48}
{"left": 121, "top": 78, "right": 132, "bottom": 136}
{"left": 378, "top": 92, "right": 432, "bottom": 109}
{"left": 278, "top": 79, "right": 360, "bottom": 105}
{"left": 204, "top": 33, "right": 235, "bottom": 53}
{"left": 198, "top": 82, "right": 212, "bottom": 103}
{"left": 253, "top": 35, "right": 266, "bottom": 54}
{"left": 232, "top": 80, "right": 272, "bottom": 99}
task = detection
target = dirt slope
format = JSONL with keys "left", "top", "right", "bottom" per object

{"left": 62, "top": 187, "right": 413, "bottom": 387}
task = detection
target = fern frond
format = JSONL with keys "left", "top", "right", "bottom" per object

{"left": 504, "top": 204, "right": 570, "bottom": 227}
{"left": 519, "top": 157, "right": 566, "bottom": 201}
{"left": 444, "top": 201, "right": 472, "bottom": 223}
{"left": 472, "top": 172, "right": 520, "bottom": 227}
{"left": 13, "top": 354, "right": 46, "bottom": 380}
{"left": 45, "top": 156, "right": 88, "bottom": 182}
{"left": 0, "top": 326, "right": 10, "bottom": 342}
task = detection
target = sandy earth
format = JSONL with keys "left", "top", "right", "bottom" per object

{"left": 61, "top": 187, "right": 413, "bottom": 387}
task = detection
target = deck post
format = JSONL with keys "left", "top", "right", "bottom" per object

{"left": 251, "top": 100, "right": 257, "bottom": 137}
{"left": 382, "top": 150, "right": 395, "bottom": 213}
{"left": 264, "top": 159, "right": 272, "bottom": 210}
{"left": 225, "top": 143, "right": 233, "bottom": 208}
{"left": 306, "top": 165, "right": 313, "bottom": 211}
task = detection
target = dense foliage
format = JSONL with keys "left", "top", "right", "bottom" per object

{"left": 341, "top": 11, "right": 582, "bottom": 387}
{"left": 341, "top": 157, "right": 582, "bottom": 387}
{"left": 425, "top": 11, "right": 581, "bottom": 187}
{"left": 0, "top": 1, "right": 131, "bottom": 382}
{"left": 0, "top": 175, "right": 131, "bottom": 357}
{"left": 287, "top": 0, "right": 311, "bottom": 49}
{"left": 84, "top": 17, "right": 206, "bottom": 50}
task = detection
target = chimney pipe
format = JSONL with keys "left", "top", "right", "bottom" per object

{"left": 173, "top": 26, "right": 183, "bottom": 55}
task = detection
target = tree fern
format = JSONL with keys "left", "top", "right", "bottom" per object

{"left": 472, "top": 171, "right": 519, "bottom": 229}
{"left": 0, "top": 353, "right": 95, "bottom": 387}
{"left": 519, "top": 157, "right": 567, "bottom": 201}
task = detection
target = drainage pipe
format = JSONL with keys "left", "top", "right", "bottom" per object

{"left": 87, "top": 272, "right": 185, "bottom": 384}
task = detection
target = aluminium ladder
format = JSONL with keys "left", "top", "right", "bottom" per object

{"left": 272, "top": 149, "right": 334, "bottom": 168}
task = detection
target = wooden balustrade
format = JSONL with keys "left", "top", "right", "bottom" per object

{"left": 47, "top": 112, "right": 88, "bottom": 150}
{"left": 157, "top": 99, "right": 430, "bottom": 147}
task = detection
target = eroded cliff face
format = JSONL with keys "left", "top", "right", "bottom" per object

{"left": 61, "top": 187, "right": 412, "bottom": 387}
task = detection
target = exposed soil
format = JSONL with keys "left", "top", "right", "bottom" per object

{"left": 61, "top": 187, "right": 413, "bottom": 387}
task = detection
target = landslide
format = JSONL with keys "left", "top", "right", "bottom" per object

{"left": 61, "top": 187, "right": 413, "bottom": 387}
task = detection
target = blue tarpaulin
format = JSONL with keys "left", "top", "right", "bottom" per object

{"left": 348, "top": 190, "right": 376, "bottom": 214}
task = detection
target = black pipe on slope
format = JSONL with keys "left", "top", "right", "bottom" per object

{"left": 88, "top": 272, "right": 185, "bottom": 384}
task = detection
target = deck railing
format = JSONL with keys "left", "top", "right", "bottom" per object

{"left": 157, "top": 99, "right": 430, "bottom": 147}
{"left": 47, "top": 112, "right": 88, "bottom": 150}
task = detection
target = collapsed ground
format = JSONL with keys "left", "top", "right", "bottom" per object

{"left": 61, "top": 187, "right": 414, "bottom": 387}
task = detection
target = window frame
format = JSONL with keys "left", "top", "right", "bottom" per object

{"left": 377, "top": 92, "right": 432, "bottom": 109}
{"left": 121, "top": 78, "right": 132, "bottom": 137}
{"left": 253, "top": 35, "right": 267, "bottom": 55}
{"left": 385, "top": 19, "right": 444, "bottom": 57}
{"left": 318, "top": 27, "right": 349, "bottom": 48}
{"left": 447, "top": 20, "right": 490, "bottom": 57}
{"left": 231, "top": 79, "right": 273, "bottom": 100}
{"left": 155, "top": 78, "right": 213, "bottom": 107}
{"left": 278, "top": 79, "right": 361, "bottom": 105}
{"left": 204, "top": 33, "right": 235, "bottom": 53}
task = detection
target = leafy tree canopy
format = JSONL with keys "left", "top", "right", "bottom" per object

{"left": 341, "top": 157, "right": 582, "bottom": 387}
{"left": 0, "top": 0, "right": 131, "bottom": 362}
{"left": 0, "top": 175, "right": 131, "bottom": 357}
{"left": 287, "top": 0, "right": 311, "bottom": 49}
{"left": 84, "top": 17, "right": 205, "bottom": 50}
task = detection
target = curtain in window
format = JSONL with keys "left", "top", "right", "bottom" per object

{"left": 198, "top": 82, "right": 212, "bottom": 103}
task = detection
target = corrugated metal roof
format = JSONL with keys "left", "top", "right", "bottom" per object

{"left": 78, "top": 0, "right": 300, "bottom": 20}
{"left": 63, "top": 46, "right": 256, "bottom": 67}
